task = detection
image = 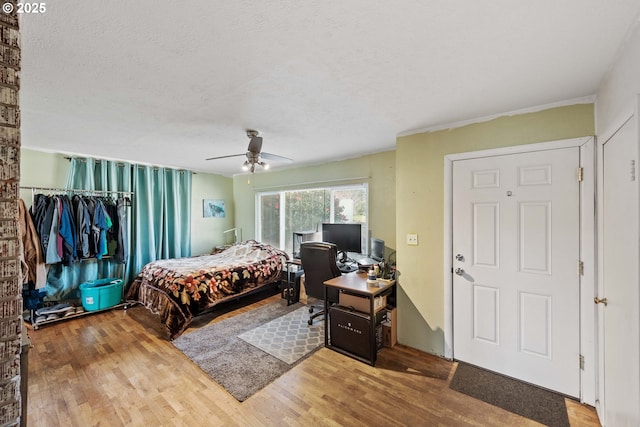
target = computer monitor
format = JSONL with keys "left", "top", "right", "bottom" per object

{"left": 321, "top": 223, "right": 362, "bottom": 260}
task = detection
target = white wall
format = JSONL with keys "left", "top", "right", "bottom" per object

{"left": 596, "top": 22, "right": 640, "bottom": 134}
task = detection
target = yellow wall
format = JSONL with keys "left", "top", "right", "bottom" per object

{"left": 395, "top": 104, "right": 595, "bottom": 355}
{"left": 232, "top": 150, "right": 397, "bottom": 250}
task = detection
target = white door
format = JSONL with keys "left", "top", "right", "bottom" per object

{"left": 453, "top": 147, "right": 581, "bottom": 397}
{"left": 600, "top": 114, "right": 640, "bottom": 426}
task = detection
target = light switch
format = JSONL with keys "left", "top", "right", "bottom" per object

{"left": 407, "top": 233, "right": 418, "bottom": 245}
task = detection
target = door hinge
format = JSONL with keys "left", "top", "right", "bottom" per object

{"left": 578, "top": 261, "right": 584, "bottom": 276}
{"left": 577, "top": 167, "right": 584, "bottom": 182}
{"left": 579, "top": 354, "right": 585, "bottom": 370}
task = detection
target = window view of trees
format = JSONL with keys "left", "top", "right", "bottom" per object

{"left": 258, "top": 184, "right": 368, "bottom": 254}
{"left": 286, "top": 189, "right": 329, "bottom": 236}
{"left": 332, "top": 188, "right": 367, "bottom": 224}
{"left": 259, "top": 193, "right": 280, "bottom": 248}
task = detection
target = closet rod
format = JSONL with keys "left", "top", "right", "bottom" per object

{"left": 20, "top": 186, "right": 134, "bottom": 196}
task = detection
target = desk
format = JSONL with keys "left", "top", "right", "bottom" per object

{"left": 323, "top": 271, "right": 396, "bottom": 366}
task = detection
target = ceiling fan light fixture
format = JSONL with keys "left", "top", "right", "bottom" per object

{"left": 205, "top": 129, "right": 292, "bottom": 173}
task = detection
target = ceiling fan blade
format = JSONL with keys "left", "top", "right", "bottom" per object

{"left": 205, "top": 153, "right": 245, "bottom": 161}
{"left": 247, "top": 136, "right": 263, "bottom": 153}
{"left": 261, "top": 152, "right": 294, "bottom": 163}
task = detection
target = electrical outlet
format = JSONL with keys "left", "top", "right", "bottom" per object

{"left": 407, "top": 233, "right": 418, "bottom": 246}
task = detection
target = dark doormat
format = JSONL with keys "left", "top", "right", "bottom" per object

{"left": 449, "top": 362, "right": 570, "bottom": 427}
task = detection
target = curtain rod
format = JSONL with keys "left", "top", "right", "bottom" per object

{"left": 63, "top": 156, "right": 195, "bottom": 174}
{"left": 20, "top": 186, "right": 134, "bottom": 196}
{"left": 252, "top": 176, "right": 370, "bottom": 191}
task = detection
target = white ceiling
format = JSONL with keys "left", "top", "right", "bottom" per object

{"left": 20, "top": 0, "right": 640, "bottom": 176}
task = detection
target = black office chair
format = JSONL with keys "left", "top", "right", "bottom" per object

{"left": 298, "top": 241, "right": 341, "bottom": 325}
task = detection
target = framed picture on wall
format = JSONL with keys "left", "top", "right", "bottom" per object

{"left": 203, "top": 199, "right": 225, "bottom": 218}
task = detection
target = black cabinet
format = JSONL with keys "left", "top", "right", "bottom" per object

{"left": 323, "top": 271, "right": 396, "bottom": 366}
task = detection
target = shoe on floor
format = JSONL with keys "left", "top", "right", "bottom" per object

{"left": 36, "top": 303, "right": 73, "bottom": 316}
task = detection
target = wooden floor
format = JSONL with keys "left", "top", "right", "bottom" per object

{"left": 26, "top": 293, "right": 601, "bottom": 427}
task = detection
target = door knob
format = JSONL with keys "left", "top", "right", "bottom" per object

{"left": 455, "top": 268, "right": 464, "bottom": 276}
{"left": 455, "top": 254, "right": 464, "bottom": 261}
{"left": 594, "top": 297, "right": 608, "bottom": 306}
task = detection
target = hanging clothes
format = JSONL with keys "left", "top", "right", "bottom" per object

{"left": 72, "top": 195, "right": 91, "bottom": 259}
{"left": 18, "top": 199, "right": 47, "bottom": 288}
{"left": 87, "top": 197, "right": 110, "bottom": 259}
{"left": 45, "top": 197, "right": 62, "bottom": 264}
{"left": 31, "top": 194, "right": 55, "bottom": 257}
{"left": 58, "top": 195, "right": 77, "bottom": 266}
{"left": 114, "top": 197, "right": 128, "bottom": 263}
{"left": 97, "top": 198, "right": 112, "bottom": 259}
{"left": 28, "top": 192, "right": 128, "bottom": 262}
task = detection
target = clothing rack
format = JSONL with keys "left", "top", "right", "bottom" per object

{"left": 21, "top": 186, "right": 135, "bottom": 329}
{"left": 21, "top": 186, "right": 134, "bottom": 197}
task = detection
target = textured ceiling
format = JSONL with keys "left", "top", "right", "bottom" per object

{"left": 19, "top": 0, "right": 640, "bottom": 176}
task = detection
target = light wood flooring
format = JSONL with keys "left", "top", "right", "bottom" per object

{"left": 26, "top": 293, "right": 601, "bottom": 426}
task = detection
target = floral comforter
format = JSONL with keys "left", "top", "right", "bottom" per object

{"left": 126, "top": 240, "right": 288, "bottom": 339}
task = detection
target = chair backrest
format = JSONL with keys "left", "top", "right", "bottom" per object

{"left": 299, "top": 241, "right": 341, "bottom": 301}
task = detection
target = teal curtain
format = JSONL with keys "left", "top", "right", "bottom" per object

{"left": 130, "top": 165, "right": 191, "bottom": 274}
{"left": 45, "top": 157, "right": 191, "bottom": 302}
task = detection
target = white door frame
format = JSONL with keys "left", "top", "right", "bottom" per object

{"left": 595, "top": 95, "right": 640, "bottom": 425}
{"left": 595, "top": 112, "right": 632, "bottom": 424}
{"left": 443, "top": 136, "right": 596, "bottom": 405}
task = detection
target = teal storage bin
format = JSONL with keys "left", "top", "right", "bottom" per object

{"left": 79, "top": 278, "right": 123, "bottom": 311}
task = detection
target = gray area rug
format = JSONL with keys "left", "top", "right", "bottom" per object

{"left": 172, "top": 300, "right": 323, "bottom": 402}
{"left": 238, "top": 306, "right": 324, "bottom": 364}
{"left": 449, "top": 362, "right": 570, "bottom": 427}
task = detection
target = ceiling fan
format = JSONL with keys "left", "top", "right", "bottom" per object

{"left": 206, "top": 130, "right": 293, "bottom": 173}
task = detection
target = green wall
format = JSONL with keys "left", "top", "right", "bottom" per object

{"left": 395, "top": 103, "right": 595, "bottom": 356}
{"left": 191, "top": 173, "right": 235, "bottom": 255}
{"left": 19, "top": 148, "right": 232, "bottom": 258}
{"left": 19, "top": 149, "right": 69, "bottom": 203}
{"left": 232, "top": 150, "right": 397, "bottom": 250}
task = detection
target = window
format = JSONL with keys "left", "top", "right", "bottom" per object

{"left": 257, "top": 184, "right": 368, "bottom": 255}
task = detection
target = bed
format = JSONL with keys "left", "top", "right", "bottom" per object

{"left": 126, "top": 240, "right": 288, "bottom": 339}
